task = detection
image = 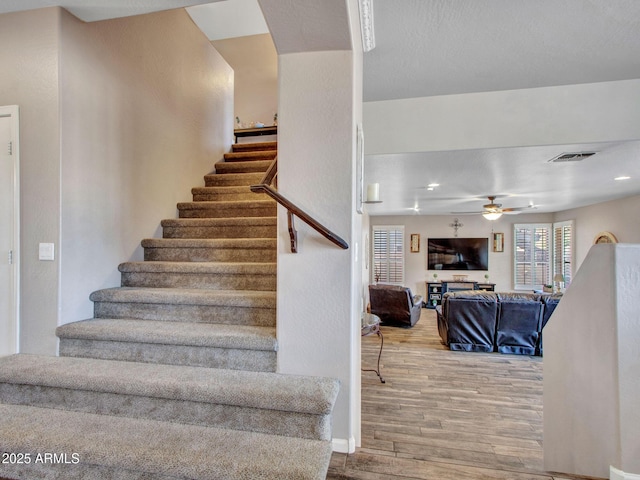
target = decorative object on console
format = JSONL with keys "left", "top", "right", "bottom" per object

{"left": 594, "top": 231, "right": 618, "bottom": 244}
{"left": 553, "top": 273, "right": 565, "bottom": 293}
{"left": 452, "top": 274, "right": 468, "bottom": 281}
{"left": 410, "top": 234, "right": 420, "bottom": 253}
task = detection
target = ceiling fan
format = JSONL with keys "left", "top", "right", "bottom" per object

{"left": 453, "top": 196, "right": 535, "bottom": 220}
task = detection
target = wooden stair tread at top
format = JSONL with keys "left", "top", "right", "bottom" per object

{"left": 56, "top": 318, "right": 277, "bottom": 351}
{"left": 232, "top": 141, "right": 277, "bottom": 152}
{"left": 0, "top": 404, "right": 332, "bottom": 480}
{"left": 0, "top": 355, "right": 339, "bottom": 414}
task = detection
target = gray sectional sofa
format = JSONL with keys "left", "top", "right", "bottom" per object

{"left": 436, "top": 290, "right": 561, "bottom": 356}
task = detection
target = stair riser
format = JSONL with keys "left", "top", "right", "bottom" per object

{"left": 204, "top": 173, "right": 263, "bottom": 187}
{"left": 121, "top": 272, "right": 276, "bottom": 291}
{"left": 192, "top": 191, "right": 267, "bottom": 202}
{"left": 0, "top": 384, "right": 330, "bottom": 441}
{"left": 215, "top": 161, "right": 272, "bottom": 174}
{"left": 232, "top": 141, "right": 277, "bottom": 152}
{"left": 162, "top": 225, "right": 276, "bottom": 239}
{"left": 59, "top": 338, "right": 275, "bottom": 371}
{"left": 144, "top": 247, "right": 276, "bottom": 262}
{"left": 178, "top": 205, "right": 277, "bottom": 219}
{"left": 94, "top": 302, "right": 276, "bottom": 326}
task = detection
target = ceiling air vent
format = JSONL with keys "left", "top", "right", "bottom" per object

{"left": 548, "top": 152, "right": 596, "bottom": 163}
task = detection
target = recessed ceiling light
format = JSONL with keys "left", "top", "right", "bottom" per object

{"left": 614, "top": 176, "right": 631, "bottom": 181}
{"left": 427, "top": 183, "right": 440, "bottom": 187}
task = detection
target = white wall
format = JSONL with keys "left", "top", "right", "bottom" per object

{"left": 260, "top": 0, "right": 362, "bottom": 452}
{"left": 371, "top": 212, "right": 553, "bottom": 297}
{"left": 58, "top": 8, "right": 233, "bottom": 330}
{"left": 554, "top": 194, "right": 640, "bottom": 271}
{"left": 544, "top": 244, "right": 640, "bottom": 478}
{"left": 276, "top": 48, "right": 359, "bottom": 452}
{"left": 364, "top": 79, "right": 640, "bottom": 155}
{"left": 212, "top": 34, "right": 278, "bottom": 128}
{"left": 0, "top": 8, "right": 61, "bottom": 354}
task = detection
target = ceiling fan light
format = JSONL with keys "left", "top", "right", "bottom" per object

{"left": 482, "top": 211, "right": 503, "bottom": 220}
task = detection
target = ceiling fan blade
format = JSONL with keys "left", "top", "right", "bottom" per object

{"left": 450, "top": 210, "right": 484, "bottom": 215}
{"left": 502, "top": 205, "right": 536, "bottom": 212}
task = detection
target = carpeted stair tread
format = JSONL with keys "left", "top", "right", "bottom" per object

{"left": 232, "top": 140, "right": 277, "bottom": 152}
{"left": 90, "top": 287, "right": 275, "bottom": 308}
{"left": 142, "top": 237, "right": 276, "bottom": 249}
{"left": 191, "top": 185, "right": 268, "bottom": 201}
{"left": 223, "top": 150, "right": 277, "bottom": 161}
{"left": 119, "top": 261, "right": 276, "bottom": 275}
{"left": 0, "top": 403, "right": 332, "bottom": 480}
{"left": 142, "top": 238, "right": 277, "bottom": 263}
{"left": 177, "top": 199, "right": 275, "bottom": 210}
{"left": 214, "top": 159, "right": 273, "bottom": 174}
{"left": 161, "top": 217, "right": 277, "bottom": 229}
{"left": 160, "top": 217, "right": 277, "bottom": 239}
{"left": 204, "top": 171, "right": 263, "bottom": 186}
{"left": 177, "top": 200, "right": 277, "bottom": 219}
{"left": 0, "top": 355, "right": 339, "bottom": 415}
{"left": 118, "top": 261, "right": 276, "bottom": 290}
{"left": 56, "top": 318, "right": 277, "bottom": 351}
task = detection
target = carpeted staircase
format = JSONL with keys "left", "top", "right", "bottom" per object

{"left": 0, "top": 141, "right": 340, "bottom": 480}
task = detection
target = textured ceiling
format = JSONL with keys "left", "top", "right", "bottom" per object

{"left": 364, "top": 0, "right": 640, "bottom": 101}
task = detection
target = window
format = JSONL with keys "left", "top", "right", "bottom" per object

{"left": 514, "top": 221, "right": 574, "bottom": 290}
{"left": 514, "top": 223, "right": 551, "bottom": 290}
{"left": 372, "top": 226, "right": 404, "bottom": 284}
{"left": 553, "top": 220, "right": 573, "bottom": 286}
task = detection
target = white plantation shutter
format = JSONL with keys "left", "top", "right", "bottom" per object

{"left": 514, "top": 224, "right": 551, "bottom": 290}
{"left": 553, "top": 221, "right": 573, "bottom": 286}
{"left": 372, "top": 226, "right": 404, "bottom": 284}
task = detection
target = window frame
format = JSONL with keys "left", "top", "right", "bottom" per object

{"left": 513, "top": 223, "right": 552, "bottom": 291}
{"left": 371, "top": 225, "right": 405, "bottom": 285}
{"left": 553, "top": 220, "right": 574, "bottom": 287}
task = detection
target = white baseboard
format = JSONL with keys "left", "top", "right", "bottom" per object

{"left": 332, "top": 436, "right": 356, "bottom": 454}
{"left": 611, "top": 466, "right": 640, "bottom": 480}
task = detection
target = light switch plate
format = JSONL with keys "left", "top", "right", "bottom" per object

{"left": 39, "top": 243, "right": 55, "bottom": 261}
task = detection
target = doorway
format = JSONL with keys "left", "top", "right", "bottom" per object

{"left": 0, "top": 105, "right": 20, "bottom": 356}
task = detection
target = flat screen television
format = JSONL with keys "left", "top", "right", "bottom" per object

{"left": 427, "top": 237, "right": 488, "bottom": 271}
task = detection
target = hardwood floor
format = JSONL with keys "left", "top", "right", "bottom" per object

{"left": 327, "top": 309, "right": 601, "bottom": 480}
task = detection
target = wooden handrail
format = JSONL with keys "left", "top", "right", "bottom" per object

{"left": 251, "top": 157, "right": 349, "bottom": 252}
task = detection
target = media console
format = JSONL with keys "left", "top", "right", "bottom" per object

{"left": 425, "top": 281, "right": 495, "bottom": 308}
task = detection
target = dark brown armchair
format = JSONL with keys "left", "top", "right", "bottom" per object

{"left": 369, "top": 284, "right": 423, "bottom": 328}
